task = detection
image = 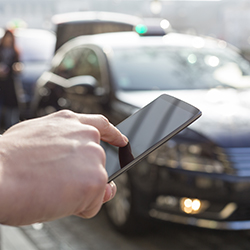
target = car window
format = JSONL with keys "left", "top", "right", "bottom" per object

{"left": 109, "top": 47, "right": 250, "bottom": 91}
{"left": 54, "top": 47, "right": 101, "bottom": 83}
{"left": 55, "top": 21, "right": 134, "bottom": 51}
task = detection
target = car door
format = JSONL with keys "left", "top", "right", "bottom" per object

{"left": 52, "top": 45, "right": 110, "bottom": 114}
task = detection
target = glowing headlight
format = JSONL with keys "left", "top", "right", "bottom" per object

{"left": 192, "top": 199, "right": 201, "bottom": 211}
{"left": 180, "top": 198, "right": 202, "bottom": 214}
{"left": 155, "top": 195, "right": 209, "bottom": 215}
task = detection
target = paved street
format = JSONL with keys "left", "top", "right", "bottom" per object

{"left": 2, "top": 209, "right": 250, "bottom": 250}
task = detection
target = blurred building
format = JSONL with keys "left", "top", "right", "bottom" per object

{"left": 160, "top": 0, "right": 250, "bottom": 56}
{"left": 0, "top": 0, "right": 151, "bottom": 30}
{"left": 0, "top": 0, "right": 249, "bottom": 56}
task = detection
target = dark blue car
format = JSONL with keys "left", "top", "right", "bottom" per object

{"left": 31, "top": 31, "right": 250, "bottom": 233}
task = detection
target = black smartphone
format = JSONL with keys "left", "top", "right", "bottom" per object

{"left": 103, "top": 94, "right": 202, "bottom": 182}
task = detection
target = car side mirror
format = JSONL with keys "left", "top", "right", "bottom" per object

{"left": 66, "top": 75, "right": 104, "bottom": 96}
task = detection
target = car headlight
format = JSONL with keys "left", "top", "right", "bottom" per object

{"left": 155, "top": 195, "right": 210, "bottom": 215}
{"left": 147, "top": 140, "right": 226, "bottom": 174}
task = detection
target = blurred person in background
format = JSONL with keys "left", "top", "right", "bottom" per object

{"left": 0, "top": 29, "right": 21, "bottom": 130}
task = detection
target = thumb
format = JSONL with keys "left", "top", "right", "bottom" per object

{"left": 103, "top": 181, "right": 117, "bottom": 203}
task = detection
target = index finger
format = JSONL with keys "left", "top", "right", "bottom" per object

{"left": 77, "top": 114, "right": 128, "bottom": 147}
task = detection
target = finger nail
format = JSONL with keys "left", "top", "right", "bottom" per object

{"left": 109, "top": 181, "right": 115, "bottom": 200}
{"left": 122, "top": 135, "right": 129, "bottom": 145}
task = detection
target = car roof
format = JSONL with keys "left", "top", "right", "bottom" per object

{"left": 58, "top": 31, "right": 232, "bottom": 51}
{"left": 52, "top": 11, "right": 144, "bottom": 51}
{"left": 52, "top": 31, "right": 239, "bottom": 67}
{"left": 52, "top": 11, "right": 142, "bottom": 26}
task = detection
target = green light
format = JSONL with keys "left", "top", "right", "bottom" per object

{"left": 135, "top": 24, "right": 148, "bottom": 35}
{"left": 7, "top": 18, "right": 27, "bottom": 30}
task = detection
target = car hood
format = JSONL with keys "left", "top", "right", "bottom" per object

{"left": 116, "top": 89, "right": 250, "bottom": 147}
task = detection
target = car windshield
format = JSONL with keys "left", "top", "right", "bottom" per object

{"left": 109, "top": 46, "right": 250, "bottom": 91}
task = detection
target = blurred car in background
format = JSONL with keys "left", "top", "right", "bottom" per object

{"left": 51, "top": 11, "right": 171, "bottom": 52}
{"left": 0, "top": 28, "right": 56, "bottom": 118}
{"left": 31, "top": 30, "right": 250, "bottom": 234}
{"left": 15, "top": 28, "right": 56, "bottom": 118}
{"left": 52, "top": 11, "right": 143, "bottom": 52}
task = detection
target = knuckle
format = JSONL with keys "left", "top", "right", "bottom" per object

{"left": 84, "top": 164, "right": 107, "bottom": 193}
{"left": 55, "top": 110, "right": 76, "bottom": 119}
{"left": 76, "top": 144, "right": 107, "bottom": 188}
{"left": 98, "top": 145, "right": 106, "bottom": 164}
{"left": 98, "top": 115, "right": 110, "bottom": 131}
{"left": 87, "top": 126, "right": 101, "bottom": 142}
{"left": 90, "top": 142, "right": 106, "bottom": 164}
{"left": 94, "top": 169, "right": 108, "bottom": 188}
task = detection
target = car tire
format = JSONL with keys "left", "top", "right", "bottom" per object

{"left": 104, "top": 172, "right": 149, "bottom": 235}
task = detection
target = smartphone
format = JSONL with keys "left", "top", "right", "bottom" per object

{"left": 103, "top": 94, "right": 202, "bottom": 182}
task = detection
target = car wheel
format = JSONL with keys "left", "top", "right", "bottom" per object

{"left": 104, "top": 172, "right": 147, "bottom": 235}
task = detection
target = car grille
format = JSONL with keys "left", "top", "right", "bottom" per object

{"left": 224, "top": 147, "right": 250, "bottom": 177}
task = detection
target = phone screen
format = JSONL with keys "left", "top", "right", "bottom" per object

{"left": 103, "top": 94, "right": 201, "bottom": 182}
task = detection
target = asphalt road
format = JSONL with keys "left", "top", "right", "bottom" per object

{"left": 19, "top": 209, "right": 250, "bottom": 250}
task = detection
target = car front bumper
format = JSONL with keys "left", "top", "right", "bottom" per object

{"left": 149, "top": 208, "right": 250, "bottom": 230}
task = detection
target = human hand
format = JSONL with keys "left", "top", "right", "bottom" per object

{"left": 0, "top": 110, "right": 128, "bottom": 226}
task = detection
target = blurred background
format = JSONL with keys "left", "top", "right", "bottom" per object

{"left": 0, "top": 0, "right": 250, "bottom": 56}
{"left": 1, "top": 0, "right": 250, "bottom": 250}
